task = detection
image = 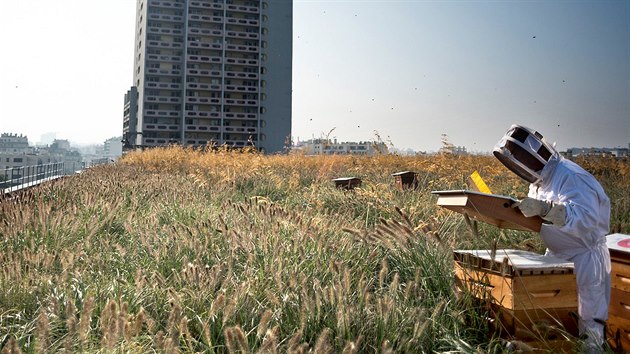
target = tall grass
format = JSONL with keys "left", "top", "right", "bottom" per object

{"left": 0, "top": 147, "right": 627, "bottom": 352}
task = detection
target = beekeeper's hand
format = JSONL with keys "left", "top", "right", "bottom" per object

{"left": 512, "top": 198, "right": 566, "bottom": 226}
{"left": 542, "top": 204, "right": 567, "bottom": 227}
{"left": 513, "top": 197, "right": 550, "bottom": 217}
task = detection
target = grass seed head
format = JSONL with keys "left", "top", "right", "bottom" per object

{"left": 342, "top": 335, "right": 363, "bottom": 354}
{"left": 79, "top": 295, "right": 95, "bottom": 345}
{"left": 313, "top": 328, "right": 333, "bottom": 354}
{"left": 2, "top": 336, "right": 22, "bottom": 354}
{"left": 257, "top": 325, "right": 279, "bottom": 354}
{"left": 379, "top": 258, "right": 389, "bottom": 289}
{"left": 381, "top": 339, "right": 394, "bottom": 354}
{"left": 257, "top": 309, "right": 273, "bottom": 338}
{"left": 35, "top": 308, "right": 50, "bottom": 353}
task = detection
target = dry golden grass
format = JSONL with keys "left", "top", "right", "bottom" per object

{"left": 0, "top": 147, "right": 627, "bottom": 352}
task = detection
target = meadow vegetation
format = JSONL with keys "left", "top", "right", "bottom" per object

{"left": 1, "top": 146, "right": 628, "bottom": 353}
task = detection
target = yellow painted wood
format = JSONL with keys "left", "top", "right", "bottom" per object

{"left": 454, "top": 263, "right": 577, "bottom": 310}
{"left": 469, "top": 170, "right": 492, "bottom": 194}
{"left": 612, "top": 261, "right": 630, "bottom": 292}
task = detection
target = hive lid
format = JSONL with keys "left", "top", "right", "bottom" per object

{"left": 391, "top": 171, "right": 416, "bottom": 176}
{"left": 607, "top": 233, "right": 630, "bottom": 262}
{"left": 454, "top": 249, "right": 574, "bottom": 275}
{"left": 332, "top": 177, "right": 361, "bottom": 182}
{"left": 432, "top": 190, "right": 543, "bottom": 232}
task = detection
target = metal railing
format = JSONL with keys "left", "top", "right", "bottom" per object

{"left": 1, "top": 162, "right": 66, "bottom": 193}
{"left": 1, "top": 159, "right": 117, "bottom": 195}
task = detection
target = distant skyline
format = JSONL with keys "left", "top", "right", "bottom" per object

{"left": 1, "top": 1, "right": 628, "bottom": 152}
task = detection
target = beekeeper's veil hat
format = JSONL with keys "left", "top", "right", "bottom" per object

{"left": 493, "top": 124, "right": 557, "bottom": 184}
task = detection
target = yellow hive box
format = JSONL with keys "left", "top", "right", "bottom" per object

{"left": 606, "top": 233, "right": 630, "bottom": 352}
{"left": 454, "top": 249, "right": 578, "bottom": 341}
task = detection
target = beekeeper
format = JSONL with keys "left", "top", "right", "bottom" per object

{"left": 494, "top": 124, "right": 611, "bottom": 351}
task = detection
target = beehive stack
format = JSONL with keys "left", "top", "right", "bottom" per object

{"left": 606, "top": 233, "right": 630, "bottom": 351}
{"left": 454, "top": 249, "right": 578, "bottom": 344}
{"left": 391, "top": 171, "right": 418, "bottom": 190}
{"left": 332, "top": 177, "right": 362, "bottom": 190}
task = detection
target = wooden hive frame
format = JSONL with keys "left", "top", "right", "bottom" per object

{"left": 433, "top": 190, "right": 543, "bottom": 232}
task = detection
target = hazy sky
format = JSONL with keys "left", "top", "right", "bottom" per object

{"left": 1, "top": 1, "right": 628, "bottom": 152}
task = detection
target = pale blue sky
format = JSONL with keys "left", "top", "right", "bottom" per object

{"left": 0, "top": 0, "right": 628, "bottom": 152}
{"left": 292, "top": 0, "right": 630, "bottom": 152}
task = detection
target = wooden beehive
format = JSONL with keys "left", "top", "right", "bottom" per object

{"left": 606, "top": 233, "right": 630, "bottom": 352}
{"left": 433, "top": 190, "right": 543, "bottom": 232}
{"left": 454, "top": 249, "right": 578, "bottom": 341}
{"left": 332, "top": 177, "right": 362, "bottom": 190}
{"left": 391, "top": 171, "right": 418, "bottom": 190}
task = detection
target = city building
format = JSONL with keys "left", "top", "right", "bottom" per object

{"left": 1, "top": 134, "right": 36, "bottom": 174}
{"left": 0, "top": 133, "right": 32, "bottom": 154}
{"left": 103, "top": 137, "right": 123, "bottom": 159}
{"left": 0, "top": 134, "right": 83, "bottom": 177}
{"left": 74, "top": 136, "right": 124, "bottom": 166}
{"left": 563, "top": 147, "right": 629, "bottom": 159}
{"left": 296, "top": 139, "right": 389, "bottom": 156}
{"left": 123, "top": 0, "right": 292, "bottom": 153}
{"left": 50, "top": 139, "right": 71, "bottom": 152}
{"left": 437, "top": 145, "right": 468, "bottom": 155}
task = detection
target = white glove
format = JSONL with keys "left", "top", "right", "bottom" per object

{"left": 513, "top": 197, "right": 550, "bottom": 218}
{"left": 513, "top": 197, "right": 567, "bottom": 227}
{"left": 542, "top": 204, "right": 566, "bottom": 227}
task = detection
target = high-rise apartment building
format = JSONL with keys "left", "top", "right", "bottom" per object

{"left": 123, "top": 0, "right": 292, "bottom": 153}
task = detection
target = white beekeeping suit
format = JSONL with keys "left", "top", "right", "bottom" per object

{"left": 494, "top": 124, "right": 611, "bottom": 351}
